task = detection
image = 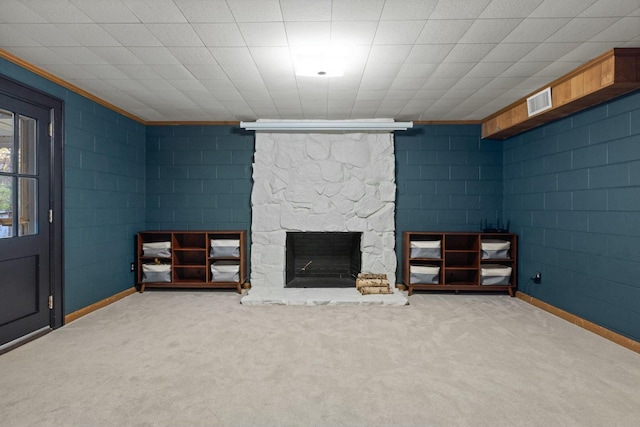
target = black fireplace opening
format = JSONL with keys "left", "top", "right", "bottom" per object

{"left": 285, "top": 232, "right": 362, "bottom": 288}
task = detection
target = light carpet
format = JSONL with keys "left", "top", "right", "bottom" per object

{"left": 1, "top": 291, "right": 639, "bottom": 426}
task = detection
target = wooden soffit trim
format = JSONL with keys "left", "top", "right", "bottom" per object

{"left": 481, "top": 48, "right": 640, "bottom": 140}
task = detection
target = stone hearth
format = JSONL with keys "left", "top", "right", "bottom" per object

{"left": 242, "top": 119, "right": 408, "bottom": 305}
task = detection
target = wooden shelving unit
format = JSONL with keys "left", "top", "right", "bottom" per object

{"left": 136, "top": 230, "right": 247, "bottom": 293}
{"left": 403, "top": 232, "right": 517, "bottom": 296}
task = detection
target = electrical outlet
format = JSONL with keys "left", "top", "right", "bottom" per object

{"left": 130, "top": 262, "right": 135, "bottom": 272}
{"left": 532, "top": 272, "right": 542, "bottom": 283}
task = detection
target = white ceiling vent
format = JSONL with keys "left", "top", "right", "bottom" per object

{"left": 527, "top": 87, "right": 552, "bottom": 117}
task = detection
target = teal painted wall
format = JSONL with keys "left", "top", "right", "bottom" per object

{"left": 503, "top": 90, "right": 640, "bottom": 341}
{"left": 0, "top": 58, "right": 146, "bottom": 313}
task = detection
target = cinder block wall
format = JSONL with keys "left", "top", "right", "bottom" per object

{"left": 503, "top": 91, "right": 640, "bottom": 341}
{"left": 394, "top": 124, "right": 504, "bottom": 283}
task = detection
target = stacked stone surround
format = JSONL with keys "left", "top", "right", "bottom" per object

{"left": 250, "top": 127, "right": 398, "bottom": 290}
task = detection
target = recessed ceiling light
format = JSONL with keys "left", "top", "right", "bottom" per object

{"left": 292, "top": 47, "right": 347, "bottom": 77}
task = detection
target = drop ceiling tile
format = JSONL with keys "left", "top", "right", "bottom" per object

{"left": 358, "top": 78, "right": 393, "bottom": 91}
{"left": 363, "top": 62, "right": 403, "bottom": 79}
{"left": 499, "top": 61, "right": 552, "bottom": 77}
{"left": 502, "top": 18, "right": 571, "bottom": 43}
{"left": 466, "top": 62, "right": 513, "bottom": 78}
{"left": 69, "top": 79, "right": 115, "bottom": 91}
{"left": 174, "top": 0, "right": 235, "bottom": 23}
{"left": 249, "top": 47, "right": 294, "bottom": 75}
{"left": 101, "top": 79, "right": 148, "bottom": 91}
{"left": 168, "top": 79, "right": 208, "bottom": 91}
{"left": 11, "top": 23, "right": 81, "bottom": 46}
{"left": 444, "top": 44, "right": 497, "bottom": 62}
{"left": 62, "top": 24, "right": 122, "bottom": 46}
{"left": 412, "top": 88, "right": 448, "bottom": 100}
{"left": 330, "top": 21, "right": 377, "bottom": 45}
{"left": 429, "top": 0, "right": 492, "bottom": 19}
{"left": 533, "top": 61, "right": 584, "bottom": 77}
{"left": 396, "top": 63, "right": 438, "bottom": 79}
{"left": 150, "top": 63, "right": 194, "bottom": 79}
{"left": 232, "top": 79, "right": 268, "bottom": 92}
{"left": 45, "top": 64, "right": 96, "bottom": 79}
{"left": 547, "top": 18, "right": 619, "bottom": 42}
{"left": 0, "top": 1, "right": 47, "bottom": 23}
{"left": 70, "top": 0, "right": 140, "bottom": 23}
{"left": 430, "top": 62, "right": 476, "bottom": 78}
{"left": 199, "top": 79, "right": 237, "bottom": 92}
{"left": 381, "top": 0, "right": 438, "bottom": 20}
{"left": 285, "top": 22, "right": 331, "bottom": 46}
{"left": 101, "top": 23, "right": 163, "bottom": 46}
{"left": 80, "top": 64, "right": 130, "bottom": 80}
{"left": 389, "top": 79, "right": 426, "bottom": 90}
{"left": 122, "top": 0, "right": 187, "bottom": 23}
{"left": 449, "top": 77, "right": 493, "bottom": 90}
{"left": 208, "top": 47, "right": 254, "bottom": 67}
{"left": 481, "top": 42, "right": 540, "bottom": 62}
{"left": 406, "top": 44, "right": 455, "bottom": 63}
{"left": 459, "top": 19, "right": 522, "bottom": 43}
{"left": 184, "top": 63, "right": 227, "bottom": 80}
{"left": 368, "top": 45, "right": 412, "bottom": 63}
{"left": 239, "top": 23, "right": 288, "bottom": 47}
{"left": 146, "top": 24, "right": 204, "bottom": 47}
{"left": 192, "top": 23, "right": 245, "bottom": 47}
{"left": 415, "top": 19, "right": 474, "bottom": 44}
{"left": 280, "top": 0, "right": 332, "bottom": 21}
{"left": 384, "top": 89, "right": 418, "bottom": 100}
{"left": 332, "top": 0, "right": 385, "bottom": 21}
{"left": 226, "top": 0, "right": 283, "bottom": 22}
{"left": 373, "top": 20, "right": 426, "bottom": 45}
{"left": 116, "top": 64, "right": 162, "bottom": 80}
{"left": 421, "top": 77, "right": 459, "bottom": 90}
{"left": 519, "top": 42, "right": 581, "bottom": 62}
{"left": 355, "top": 90, "right": 387, "bottom": 101}
{"left": 590, "top": 17, "right": 640, "bottom": 41}
{"left": 24, "top": 0, "right": 92, "bottom": 23}
{"left": 529, "top": 0, "right": 597, "bottom": 17}
{"left": 7, "top": 46, "right": 73, "bottom": 65}
{"left": 262, "top": 77, "right": 298, "bottom": 91}
{"left": 167, "top": 47, "right": 217, "bottom": 65}
{"left": 555, "top": 42, "right": 619, "bottom": 62}
{"left": 480, "top": 0, "right": 545, "bottom": 18}
{"left": 0, "top": 25, "right": 40, "bottom": 47}
{"left": 220, "top": 64, "right": 262, "bottom": 81}
{"left": 482, "top": 76, "right": 527, "bottom": 90}
{"left": 49, "top": 46, "right": 107, "bottom": 64}
{"left": 128, "top": 47, "right": 181, "bottom": 64}
{"left": 580, "top": 0, "right": 640, "bottom": 17}
{"left": 90, "top": 47, "right": 144, "bottom": 65}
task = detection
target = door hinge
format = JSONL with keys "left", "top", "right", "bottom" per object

{"left": 49, "top": 209, "right": 53, "bottom": 223}
{"left": 48, "top": 295, "right": 53, "bottom": 310}
{"left": 48, "top": 123, "right": 53, "bottom": 137}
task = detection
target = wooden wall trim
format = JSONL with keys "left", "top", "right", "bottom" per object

{"left": 516, "top": 291, "right": 640, "bottom": 354}
{"left": 65, "top": 287, "right": 137, "bottom": 324}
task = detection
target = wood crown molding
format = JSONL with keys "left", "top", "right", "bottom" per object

{"left": 516, "top": 291, "right": 640, "bottom": 355}
{"left": 482, "top": 48, "right": 640, "bottom": 140}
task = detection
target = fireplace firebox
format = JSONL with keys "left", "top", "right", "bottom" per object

{"left": 285, "top": 232, "right": 362, "bottom": 288}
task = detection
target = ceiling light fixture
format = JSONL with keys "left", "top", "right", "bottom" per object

{"left": 239, "top": 120, "right": 414, "bottom": 132}
{"left": 293, "top": 46, "right": 348, "bottom": 77}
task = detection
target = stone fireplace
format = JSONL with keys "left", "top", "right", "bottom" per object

{"left": 242, "top": 119, "right": 407, "bottom": 305}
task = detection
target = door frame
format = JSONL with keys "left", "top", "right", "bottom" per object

{"left": 0, "top": 74, "right": 64, "bottom": 329}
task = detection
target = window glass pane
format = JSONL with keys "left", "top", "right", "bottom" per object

{"left": 0, "top": 175, "right": 14, "bottom": 238}
{"left": 0, "top": 109, "right": 14, "bottom": 173}
{"left": 18, "top": 177, "right": 37, "bottom": 236}
{"left": 18, "top": 115, "right": 37, "bottom": 175}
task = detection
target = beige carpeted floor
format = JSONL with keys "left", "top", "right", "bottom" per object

{"left": 1, "top": 291, "right": 639, "bottom": 427}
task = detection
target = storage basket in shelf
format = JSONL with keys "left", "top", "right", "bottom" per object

{"left": 409, "top": 264, "right": 440, "bottom": 284}
{"left": 210, "top": 239, "right": 240, "bottom": 257}
{"left": 480, "top": 264, "right": 512, "bottom": 285}
{"left": 142, "top": 241, "right": 171, "bottom": 258}
{"left": 211, "top": 261, "right": 240, "bottom": 282}
{"left": 410, "top": 240, "right": 441, "bottom": 258}
{"left": 142, "top": 264, "right": 171, "bottom": 282}
{"left": 481, "top": 239, "right": 510, "bottom": 259}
